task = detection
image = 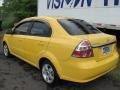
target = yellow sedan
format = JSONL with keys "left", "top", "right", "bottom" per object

{"left": 3, "top": 16, "right": 119, "bottom": 85}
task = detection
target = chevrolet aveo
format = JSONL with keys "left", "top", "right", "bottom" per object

{"left": 3, "top": 16, "right": 119, "bottom": 85}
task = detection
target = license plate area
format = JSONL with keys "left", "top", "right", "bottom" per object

{"left": 102, "top": 46, "right": 110, "bottom": 55}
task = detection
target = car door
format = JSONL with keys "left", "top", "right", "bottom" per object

{"left": 8, "top": 21, "right": 33, "bottom": 57}
{"left": 21, "top": 21, "right": 52, "bottom": 64}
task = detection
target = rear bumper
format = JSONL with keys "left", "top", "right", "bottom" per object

{"left": 61, "top": 52, "right": 119, "bottom": 83}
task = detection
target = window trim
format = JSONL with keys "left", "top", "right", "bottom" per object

{"left": 29, "top": 20, "right": 52, "bottom": 37}
{"left": 13, "top": 21, "right": 33, "bottom": 35}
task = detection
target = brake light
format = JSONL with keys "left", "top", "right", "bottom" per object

{"left": 72, "top": 40, "right": 93, "bottom": 58}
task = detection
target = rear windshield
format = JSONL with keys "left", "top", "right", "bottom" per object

{"left": 58, "top": 19, "right": 101, "bottom": 35}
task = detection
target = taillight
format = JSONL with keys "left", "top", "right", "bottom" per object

{"left": 72, "top": 40, "right": 93, "bottom": 58}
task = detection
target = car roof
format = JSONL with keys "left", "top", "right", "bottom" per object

{"left": 15, "top": 16, "right": 82, "bottom": 26}
{"left": 22, "top": 16, "right": 72, "bottom": 21}
{"left": 14, "top": 16, "right": 67, "bottom": 26}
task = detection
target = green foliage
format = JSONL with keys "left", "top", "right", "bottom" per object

{"left": 2, "top": 14, "right": 16, "bottom": 29}
{"left": 1, "top": 0, "right": 37, "bottom": 29}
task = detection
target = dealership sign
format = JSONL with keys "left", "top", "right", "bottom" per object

{"left": 47, "top": 0, "right": 120, "bottom": 9}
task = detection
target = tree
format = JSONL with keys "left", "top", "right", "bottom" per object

{"left": 2, "top": 0, "right": 37, "bottom": 29}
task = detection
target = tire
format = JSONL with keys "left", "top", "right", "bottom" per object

{"left": 41, "top": 60, "right": 60, "bottom": 86}
{"left": 3, "top": 43, "right": 11, "bottom": 57}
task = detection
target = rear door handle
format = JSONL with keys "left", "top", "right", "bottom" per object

{"left": 18, "top": 39, "right": 23, "bottom": 41}
{"left": 38, "top": 41, "right": 45, "bottom": 46}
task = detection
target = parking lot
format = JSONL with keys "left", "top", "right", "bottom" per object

{"left": 0, "top": 36, "right": 120, "bottom": 90}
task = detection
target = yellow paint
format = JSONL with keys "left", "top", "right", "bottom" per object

{"left": 3, "top": 16, "right": 119, "bottom": 83}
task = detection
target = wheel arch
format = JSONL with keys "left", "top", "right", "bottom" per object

{"left": 39, "top": 55, "right": 63, "bottom": 79}
{"left": 3, "top": 41, "right": 6, "bottom": 45}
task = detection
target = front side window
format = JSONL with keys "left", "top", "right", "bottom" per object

{"left": 14, "top": 22, "right": 32, "bottom": 35}
{"left": 58, "top": 19, "right": 101, "bottom": 35}
{"left": 30, "top": 21, "right": 51, "bottom": 37}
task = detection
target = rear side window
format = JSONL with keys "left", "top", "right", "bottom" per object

{"left": 30, "top": 22, "right": 51, "bottom": 37}
{"left": 14, "top": 22, "right": 31, "bottom": 35}
{"left": 58, "top": 19, "right": 101, "bottom": 35}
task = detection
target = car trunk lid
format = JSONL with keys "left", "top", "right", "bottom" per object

{"left": 71, "top": 33, "right": 116, "bottom": 61}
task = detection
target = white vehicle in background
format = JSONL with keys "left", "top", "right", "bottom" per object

{"left": 38, "top": 0, "right": 120, "bottom": 30}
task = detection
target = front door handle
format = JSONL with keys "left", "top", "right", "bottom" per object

{"left": 38, "top": 41, "right": 45, "bottom": 46}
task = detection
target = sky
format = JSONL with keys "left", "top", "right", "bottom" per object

{"left": 0, "top": 0, "right": 3, "bottom": 6}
